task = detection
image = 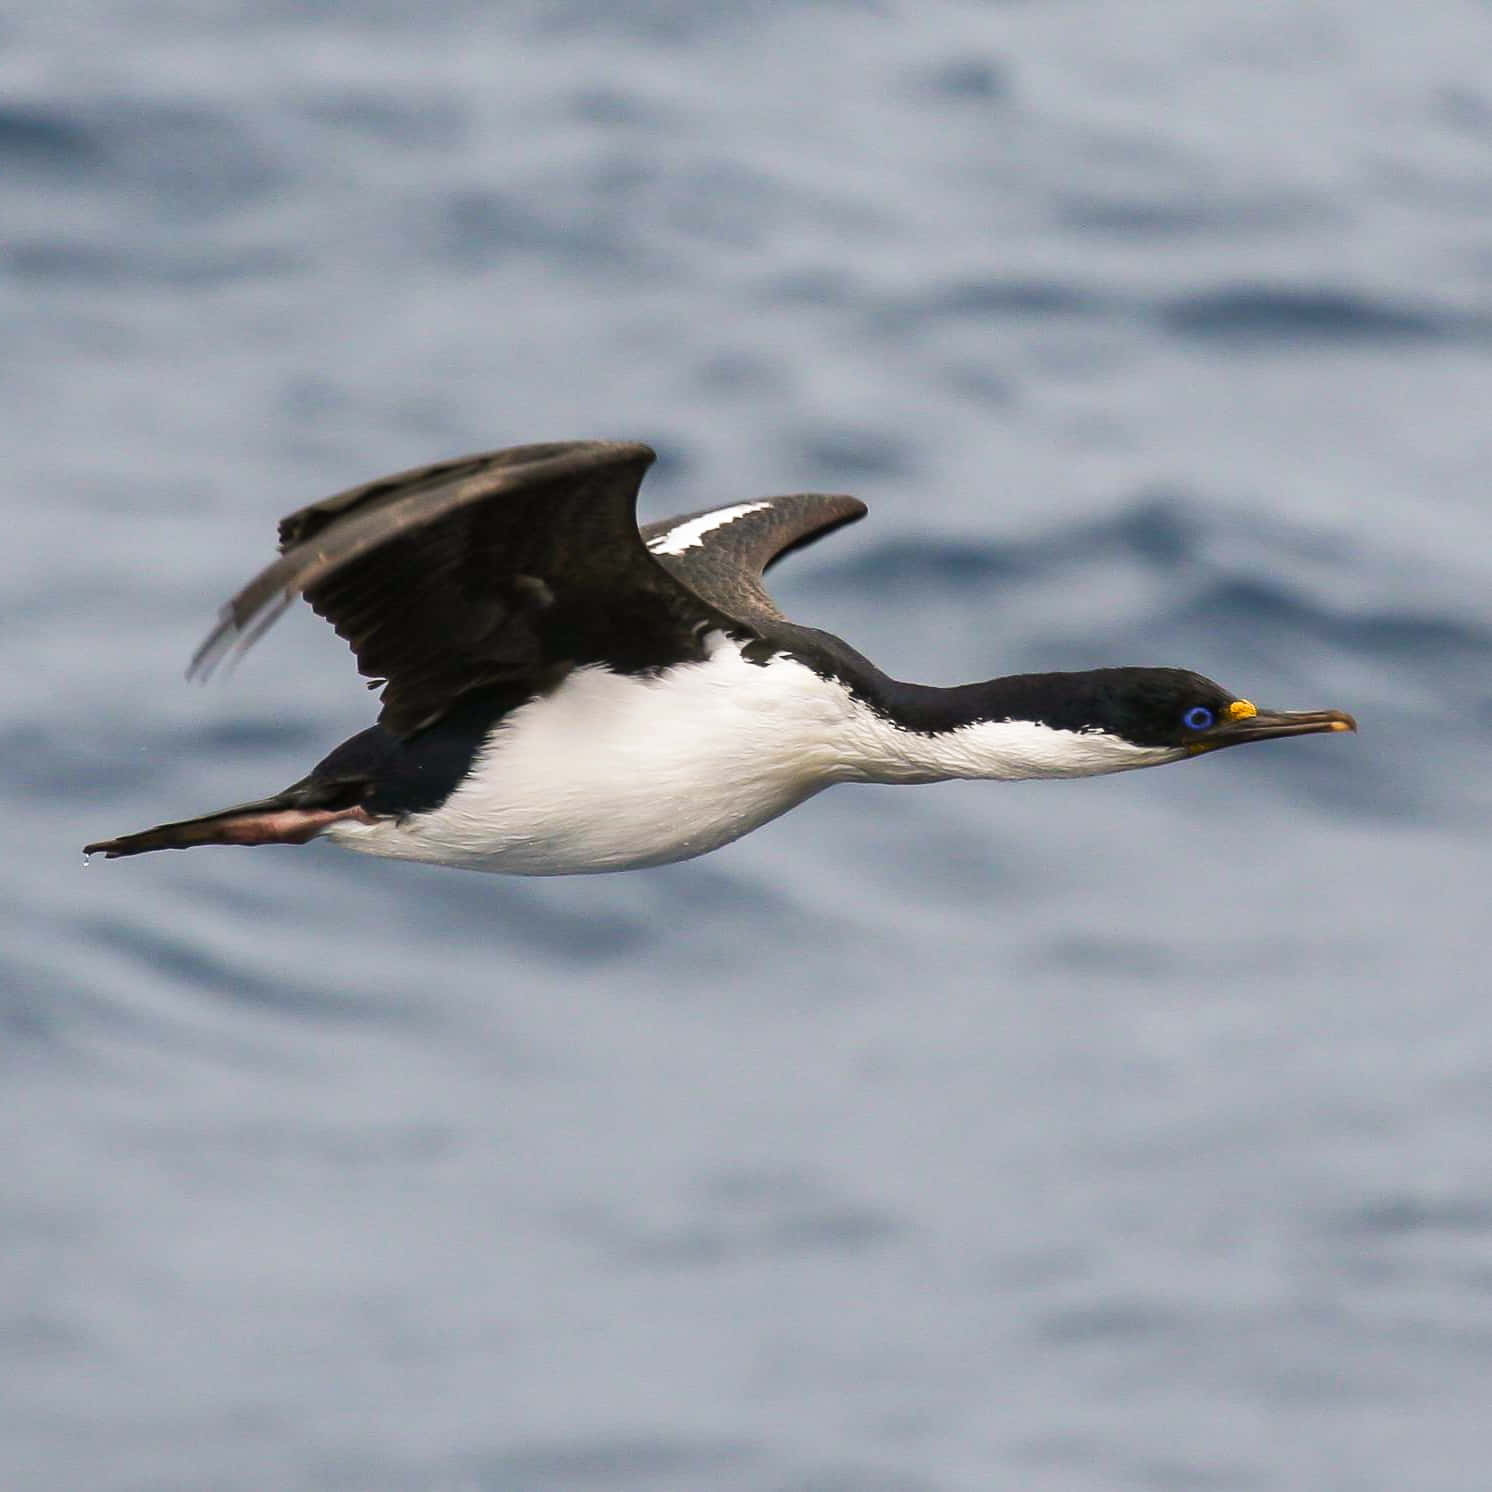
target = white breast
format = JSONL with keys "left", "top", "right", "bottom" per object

{"left": 325, "top": 634, "right": 1180, "bottom": 875}
{"left": 326, "top": 634, "right": 858, "bottom": 874}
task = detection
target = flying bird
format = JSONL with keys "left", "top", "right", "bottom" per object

{"left": 85, "top": 441, "right": 1356, "bottom": 874}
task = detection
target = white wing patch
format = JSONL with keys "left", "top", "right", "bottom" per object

{"left": 646, "top": 502, "right": 772, "bottom": 557}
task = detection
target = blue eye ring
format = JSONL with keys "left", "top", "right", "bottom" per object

{"left": 1183, "top": 706, "right": 1215, "bottom": 731}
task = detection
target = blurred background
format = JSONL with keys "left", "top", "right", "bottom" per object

{"left": 5, "top": 2, "right": 1492, "bottom": 1488}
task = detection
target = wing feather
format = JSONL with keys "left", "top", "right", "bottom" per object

{"left": 191, "top": 441, "right": 740, "bottom": 736}
{"left": 641, "top": 492, "right": 867, "bottom": 624}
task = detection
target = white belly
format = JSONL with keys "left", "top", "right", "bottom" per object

{"left": 324, "top": 637, "right": 857, "bottom": 875}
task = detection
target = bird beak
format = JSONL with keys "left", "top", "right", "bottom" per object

{"left": 1190, "top": 705, "right": 1357, "bottom": 754}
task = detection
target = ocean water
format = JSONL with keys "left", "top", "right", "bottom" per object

{"left": 5, "top": 2, "right": 1492, "bottom": 1488}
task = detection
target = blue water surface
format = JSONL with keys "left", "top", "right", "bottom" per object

{"left": 4, "top": 3, "right": 1492, "bottom": 1489}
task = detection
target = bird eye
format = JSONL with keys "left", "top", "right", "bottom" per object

{"left": 1183, "top": 706, "right": 1214, "bottom": 731}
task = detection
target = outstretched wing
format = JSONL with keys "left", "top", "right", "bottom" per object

{"left": 191, "top": 441, "right": 744, "bottom": 736}
{"left": 641, "top": 492, "right": 867, "bottom": 627}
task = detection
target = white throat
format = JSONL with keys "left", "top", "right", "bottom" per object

{"left": 839, "top": 713, "right": 1183, "bottom": 784}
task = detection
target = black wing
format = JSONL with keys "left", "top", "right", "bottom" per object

{"left": 191, "top": 441, "right": 745, "bottom": 736}
{"left": 641, "top": 492, "right": 867, "bottom": 627}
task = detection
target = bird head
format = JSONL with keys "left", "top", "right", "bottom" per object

{"left": 1039, "top": 666, "right": 1356, "bottom": 757}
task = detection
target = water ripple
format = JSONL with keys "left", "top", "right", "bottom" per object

{"left": 1159, "top": 285, "right": 1469, "bottom": 345}
{"left": 0, "top": 103, "right": 102, "bottom": 171}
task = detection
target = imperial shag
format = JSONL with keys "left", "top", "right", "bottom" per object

{"left": 85, "top": 441, "right": 1356, "bottom": 874}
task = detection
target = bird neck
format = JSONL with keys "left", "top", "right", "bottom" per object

{"left": 838, "top": 673, "right": 1179, "bottom": 784}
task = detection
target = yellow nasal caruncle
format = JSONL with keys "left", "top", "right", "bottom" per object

{"left": 1227, "top": 699, "right": 1257, "bottom": 721}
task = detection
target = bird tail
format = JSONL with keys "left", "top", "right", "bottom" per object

{"left": 84, "top": 795, "right": 366, "bottom": 859}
